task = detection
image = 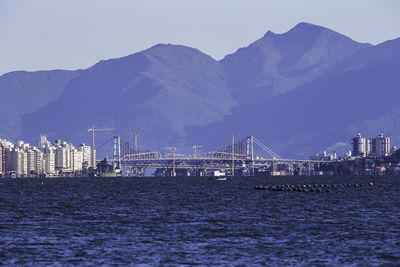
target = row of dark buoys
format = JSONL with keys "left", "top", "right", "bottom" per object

{"left": 254, "top": 185, "right": 330, "bottom": 192}
{"left": 255, "top": 182, "right": 373, "bottom": 192}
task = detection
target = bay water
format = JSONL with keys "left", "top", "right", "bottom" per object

{"left": 0, "top": 176, "right": 399, "bottom": 265}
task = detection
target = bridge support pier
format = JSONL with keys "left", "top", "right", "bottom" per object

{"left": 131, "top": 167, "right": 145, "bottom": 177}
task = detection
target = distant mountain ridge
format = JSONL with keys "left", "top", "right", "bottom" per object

{"left": 1, "top": 22, "right": 399, "bottom": 158}
{"left": 0, "top": 70, "right": 78, "bottom": 138}
{"left": 222, "top": 22, "right": 371, "bottom": 96}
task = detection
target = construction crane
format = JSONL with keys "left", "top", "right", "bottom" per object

{"left": 192, "top": 145, "right": 203, "bottom": 159}
{"left": 88, "top": 126, "right": 115, "bottom": 168}
{"left": 167, "top": 147, "right": 176, "bottom": 177}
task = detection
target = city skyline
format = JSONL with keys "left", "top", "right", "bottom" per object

{"left": 1, "top": 131, "right": 398, "bottom": 177}
{"left": 0, "top": 134, "right": 94, "bottom": 177}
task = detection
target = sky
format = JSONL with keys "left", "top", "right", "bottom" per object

{"left": 0, "top": 0, "right": 399, "bottom": 76}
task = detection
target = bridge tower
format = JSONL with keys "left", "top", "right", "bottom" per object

{"left": 113, "top": 136, "right": 121, "bottom": 171}
{"left": 247, "top": 136, "right": 255, "bottom": 175}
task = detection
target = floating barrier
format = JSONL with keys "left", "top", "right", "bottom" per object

{"left": 255, "top": 183, "right": 373, "bottom": 193}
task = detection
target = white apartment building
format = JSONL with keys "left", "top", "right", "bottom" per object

{"left": 372, "top": 133, "right": 390, "bottom": 156}
{"left": 38, "top": 134, "right": 51, "bottom": 149}
{"left": 56, "top": 145, "right": 70, "bottom": 171}
{"left": 35, "top": 149, "right": 44, "bottom": 174}
{"left": 55, "top": 142, "right": 84, "bottom": 172}
{"left": 352, "top": 133, "right": 370, "bottom": 157}
{"left": 21, "top": 150, "right": 27, "bottom": 175}
{"left": 27, "top": 149, "right": 36, "bottom": 174}
{"left": 70, "top": 148, "right": 83, "bottom": 172}
{"left": 352, "top": 133, "right": 391, "bottom": 157}
{"left": 78, "top": 144, "right": 92, "bottom": 169}
{"left": 37, "top": 135, "right": 56, "bottom": 176}
{"left": 1, "top": 139, "right": 14, "bottom": 174}
{"left": 7, "top": 148, "right": 28, "bottom": 176}
{"left": 43, "top": 148, "right": 55, "bottom": 175}
{"left": 27, "top": 148, "right": 44, "bottom": 176}
{"left": 6, "top": 149, "right": 20, "bottom": 174}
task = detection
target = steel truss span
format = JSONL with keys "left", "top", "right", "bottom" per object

{"left": 111, "top": 136, "right": 326, "bottom": 176}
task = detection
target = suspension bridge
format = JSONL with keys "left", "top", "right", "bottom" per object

{"left": 107, "top": 135, "right": 324, "bottom": 177}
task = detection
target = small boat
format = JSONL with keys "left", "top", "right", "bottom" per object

{"left": 217, "top": 176, "right": 227, "bottom": 181}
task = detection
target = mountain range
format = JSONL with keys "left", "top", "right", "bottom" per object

{"left": 1, "top": 22, "right": 399, "bottom": 158}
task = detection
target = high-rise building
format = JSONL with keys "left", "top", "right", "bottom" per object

{"left": 78, "top": 144, "right": 92, "bottom": 169}
{"left": 352, "top": 133, "right": 370, "bottom": 157}
{"left": 372, "top": 133, "right": 390, "bottom": 156}
{"left": 55, "top": 142, "right": 84, "bottom": 172}
{"left": 35, "top": 149, "right": 44, "bottom": 174}
{"left": 71, "top": 148, "right": 83, "bottom": 171}
{"left": 38, "top": 134, "right": 50, "bottom": 149}
{"left": 7, "top": 149, "right": 20, "bottom": 174}
{"left": 21, "top": 150, "right": 28, "bottom": 176}
{"left": 7, "top": 148, "right": 28, "bottom": 176}
{"left": 0, "top": 139, "right": 12, "bottom": 174}
{"left": 43, "top": 148, "right": 55, "bottom": 175}
{"left": 27, "top": 148, "right": 44, "bottom": 176}
{"left": 55, "top": 145, "right": 70, "bottom": 171}
{"left": 27, "top": 149, "right": 36, "bottom": 175}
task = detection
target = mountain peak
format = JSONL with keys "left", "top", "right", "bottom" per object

{"left": 148, "top": 43, "right": 200, "bottom": 52}
{"left": 150, "top": 43, "right": 180, "bottom": 49}
{"left": 292, "top": 22, "right": 324, "bottom": 30}
{"left": 144, "top": 43, "right": 210, "bottom": 57}
{"left": 263, "top": 30, "right": 276, "bottom": 38}
{"left": 262, "top": 22, "right": 330, "bottom": 40}
{"left": 263, "top": 22, "right": 348, "bottom": 41}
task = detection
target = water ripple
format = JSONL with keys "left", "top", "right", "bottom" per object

{"left": 0, "top": 176, "right": 399, "bottom": 265}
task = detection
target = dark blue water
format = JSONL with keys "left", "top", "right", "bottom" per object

{"left": 0, "top": 176, "right": 399, "bottom": 265}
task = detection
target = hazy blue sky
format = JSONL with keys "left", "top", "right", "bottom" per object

{"left": 1, "top": 0, "right": 399, "bottom": 75}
